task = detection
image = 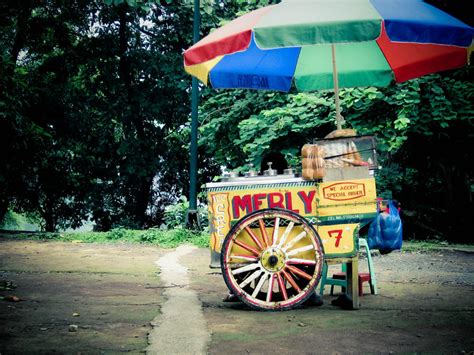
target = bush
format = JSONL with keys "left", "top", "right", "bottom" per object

{"left": 2, "top": 226, "right": 210, "bottom": 249}
{"left": 0, "top": 211, "right": 20, "bottom": 229}
{"left": 0, "top": 210, "right": 41, "bottom": 231}
{"left": 164, "top": 196, "right": 208, "bottom": 229}
{"left": 138, "top": 228, "right": 209, "bottom": 248}
{"left": 106, "top": 228, "right": 138, "bottom": 240}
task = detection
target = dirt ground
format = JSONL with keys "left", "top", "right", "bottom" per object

{"left": 183, "top": 246, "right": 474, "bottom": 354}
{"left": 0, "top": 238, "right": 165, "bottom": 353}
{"left": 1, "top": 237, "right": 473, "bottom": 354}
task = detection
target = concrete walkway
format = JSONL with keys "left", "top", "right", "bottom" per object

{"left": 147, "top": 245, "right": 210, "bottom": 354}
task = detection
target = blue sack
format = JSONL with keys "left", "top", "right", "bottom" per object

{"left": 368, "top": 200, "right": 403, "bottom": 254}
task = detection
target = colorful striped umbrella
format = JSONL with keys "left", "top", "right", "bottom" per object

{"left": 184, "top": 0, "right": 473, "bottom": 128}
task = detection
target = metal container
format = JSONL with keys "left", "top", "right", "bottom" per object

{"left": 244, "top": 170, "right": 258, "bottom": 177}
{"left": 220, "top": 171, "right": 238, "bottom": 182}
{"left": 263, "top": 162, "right": 277, "bottom": 176}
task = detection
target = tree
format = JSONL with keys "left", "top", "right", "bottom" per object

{"left": 0, "top": 0, "right": 96, "bottom": 231}
{"left": 0, "top": 0, "right": 211, "bottom": 230}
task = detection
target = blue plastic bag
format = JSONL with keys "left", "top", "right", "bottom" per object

{"left": 368, "top": 200, "right": 403, "bottom": 254}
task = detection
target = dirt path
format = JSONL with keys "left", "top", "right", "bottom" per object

{"left": 1, "top": 237, "right": 473, "bottom": 354}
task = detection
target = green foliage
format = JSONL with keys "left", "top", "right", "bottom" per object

{"left": 103, "top": 0, "right": 160, "bottom": 12}
{"left": 138, "top": 228, "right": 209, "bottom": 248}
{"left": 106, "top": 227, "right": 139, "bottom": 240}
{"left": 0, "top": 0, "right": 206, "bottom": 231}
{"left": 0, "top": 211, "right": 19, "bottom": 229}
{"left": 2, "top": 228, "right": 209, "bottom": 248}
{"left": 0, "top": 211, "right": 40, "bottom": 231}
{"left": 164, "top": 196, "right": 190, "bottom": 228}
{"left": 164, "top": 196, "right": 209, "bottom": 228}
{"left": 199, "top": 90, "right": 332, "bottom": 171}
{"left": 199, "top": 68, "right": 473, "bottom": 242}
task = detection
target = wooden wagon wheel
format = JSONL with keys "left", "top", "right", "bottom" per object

{"left": 221, "top": 208, "right": 324, "bottom": 311}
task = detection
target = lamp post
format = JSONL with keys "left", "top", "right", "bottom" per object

{"left": 186, "top": 0, "right": 200, "bottom": 229}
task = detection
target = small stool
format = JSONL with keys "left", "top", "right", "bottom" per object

{"left": 331, "top": 272, "right": 372, "bottom": 296}
{"left": 319, "top": 238, "right": 377, "bottom": 296}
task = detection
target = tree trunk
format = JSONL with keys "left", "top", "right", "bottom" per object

{"left": 0, "top": 200, "right": 8, "bottom": 224}
{"left": 44, "top": 217, "right": 56, "bottom": 232}
{"left": 134, "top": 175, "right": 153, "bottom": 227}
{"left": 42, "top": 208, "right": 56, "bottom": 232}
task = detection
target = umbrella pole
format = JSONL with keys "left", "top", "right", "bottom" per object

{"left": 331, "top": 44, "right": 343, "bottom": 130}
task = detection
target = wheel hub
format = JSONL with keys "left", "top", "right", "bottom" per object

{"left": 261, "top": 248, "right": 285, "bottom": 272}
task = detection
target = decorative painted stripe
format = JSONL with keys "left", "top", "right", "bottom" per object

{"left": 206, "top": 181, "right": 317, "bottom": 192}
{"left": 229, "top": 213, "right": 375, "bottom": 225}
{"left": 317, "top": 213, "right": 376, "bottom": 225}
{"left": 229, "top": 215, "right": 319, "bottom": 226}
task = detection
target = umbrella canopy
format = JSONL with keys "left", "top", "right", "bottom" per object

{"left": 184, "top": 0, "right": 473, "bottom": 93}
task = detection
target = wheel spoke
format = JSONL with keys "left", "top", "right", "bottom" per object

{"left": 258, "top": 219, "right": 269, "bottom": 247}
{"left": 281, "top": 269, "right": 301, "bottom": 293}
{"left": 286, "top": 244, "right": 314, "bottom": 257}
{"left": 276, "top": 272, "right": 288, "bottom": 301}
{"left": 266, "top": 274, "right": 275, "bottom": 302}
{"left": 271, "top": 217, "right": 280, "bottom": 246}
{"left": 239, "top": 269, "right": 263, "bottom": 288}
{"left": 282, "top": 230, "right": 307, "bottom": 252}
{"left": 228, "top": 263, "right": 251, "bottom": 268}
{"left": 286, "top": 264, "right": 313, "bottom": 281}
{"left": 244, "top": 226, "right": 264, "bottom": 250}
{"left": 251, "top": 272, "right": 268, "bottom": 298}
{"left": 231, "top": 262, "right": 260, "bottom": 275}
{"left": 278, "top": 221, "right": 294, "bottom": 248}
{"left": 234, "top": 239, "right": 260, "bottom": 256}
{"left": 286, "top": 258, "right": 317, "bottom": 266}
{"left": 230, "top": 255, "right": 259, "bottom": 262}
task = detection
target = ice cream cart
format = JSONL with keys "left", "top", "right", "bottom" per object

{"left": 206, "top": 135, "right": 378, "bottom": 310}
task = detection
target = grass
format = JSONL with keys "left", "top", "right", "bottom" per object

{"left": 0, "top": 227, "right": 210, "bottom": 249}
{"left": 402, "top": 239, "right": 474, "bottom": 252}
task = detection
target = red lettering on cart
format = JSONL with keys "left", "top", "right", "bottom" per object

{"left": 252, "top": 193, "right": 266, "bottom": 211}
{"left": 328, "top": 229, "right": 343, "bottom": 248}
{"left": 232, "top": 195, "right": 252, "bottom": 219}
{"left": 268, "top": 192, "right": 284, "bottom": 209}
{"left": 323, "top": 182, "right": 366, "bottom": 201}
{"left": 231, "top": 190, "right": 313, "bottom": 219}
{"left": 297, "top": 190, "right": 315, "bottom": 214}
{"left": 285, "top": 192, "right": 300, "bottom": 213}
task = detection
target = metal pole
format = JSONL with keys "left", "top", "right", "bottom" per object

{"left": 186, "top": 0, "right": 201, "bottom": 228}
{"left": 331, "top": 44, "right": 343, "bottom": 130}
